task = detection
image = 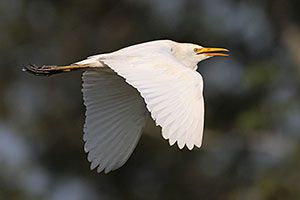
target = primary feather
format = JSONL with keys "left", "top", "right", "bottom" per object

{"left": 82, "top": 70, "right": 148, "bottom": 173}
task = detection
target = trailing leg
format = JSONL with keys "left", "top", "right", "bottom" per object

{"left": 22, "top": 64, "right": 94, "bottom": 76}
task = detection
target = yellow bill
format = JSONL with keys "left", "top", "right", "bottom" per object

{"left": 195, "top": 47, "right": 229, "bottom": 57}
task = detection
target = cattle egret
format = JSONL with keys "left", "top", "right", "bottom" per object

{"left": 23, "top": 40, "right": 229, "bottom": 173}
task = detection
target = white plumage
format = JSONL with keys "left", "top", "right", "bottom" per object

{"left": 82, "top": 71, "right": 148, "bottom": 173}
{"left": 25, "top": 39, "right": 229, "bottom": 173}
{"left": 77, "top": 40, "right": 228, "bottom": 173}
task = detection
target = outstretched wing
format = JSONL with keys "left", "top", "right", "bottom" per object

{"left": 82, "top": 70, "right": 148, "bottom": 173}
{"left": 103, "top": 53, "right": 205, "bottom": 150}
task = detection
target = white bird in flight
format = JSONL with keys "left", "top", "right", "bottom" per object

{"left": 24, "top": 40, "right": 229, "bottom": 173}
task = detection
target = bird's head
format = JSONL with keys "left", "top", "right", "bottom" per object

{"left": 172, "top": 42, "right": 229, "bottom": 69}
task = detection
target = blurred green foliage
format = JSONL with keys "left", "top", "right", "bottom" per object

{"left": 1, "top": 0, "right": 300, "bottom": 199}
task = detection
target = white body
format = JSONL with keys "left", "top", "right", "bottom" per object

{"left": 77, "top": 40, "right": 208, "bottom": 173}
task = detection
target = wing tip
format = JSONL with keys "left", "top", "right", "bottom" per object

{"left": 88, "top": 161, "right": 114, "bottom": 174}
{"left": 166, "top": 136, "right": 203, "bottom": 150}
{"left": 167, "top": 139, "right": 203, "bottom": 150}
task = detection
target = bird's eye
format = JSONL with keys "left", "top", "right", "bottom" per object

{"left": 194, "top": 48, "right": 199, "bottom": 53}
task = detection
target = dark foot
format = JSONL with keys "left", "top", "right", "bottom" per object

{"left": 22, "top": 64, "right": 65, "bottom": 76}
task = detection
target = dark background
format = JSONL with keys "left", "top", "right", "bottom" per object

{"left": 1, "top": 0, "right": 300, "bottom": 199}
